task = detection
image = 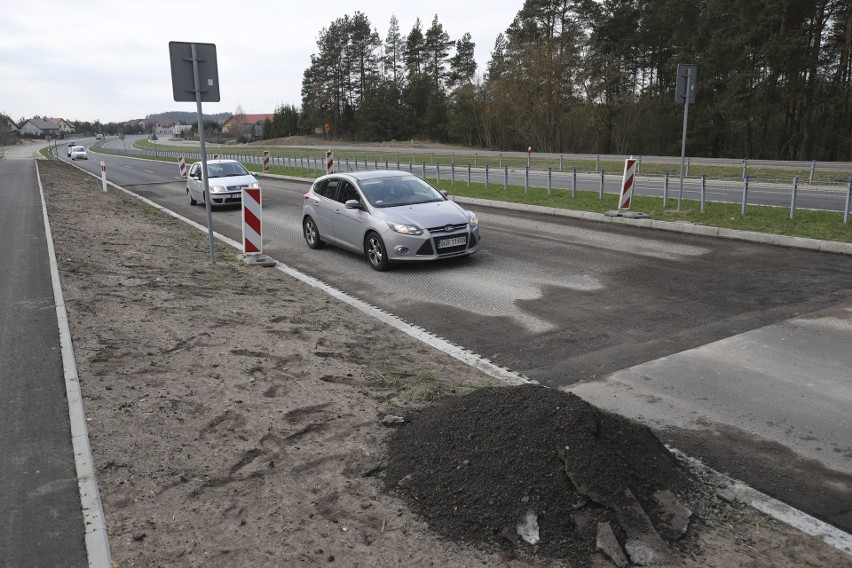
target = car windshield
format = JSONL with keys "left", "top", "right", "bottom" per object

{"left": 73, "top": 147, "right": 85, "bottom": 151}
{"left": 358, "top": 176, "right": 444, "bottom": 208}
{"left": 208, "top": 162, "right": 249, "bottom": 178}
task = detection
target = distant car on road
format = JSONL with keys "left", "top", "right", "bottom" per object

{"left": 95, "top": 134, "right": 103, "bottom": 141}
{"left": 185, "top": 159, "right": 259, "bottom": 207}
{"left": 66, "top": 141, "right": 76, "bottom": 157}
{"left": 302, "top": 170, "right": 480, "bottom": 271}
{"left": 70, "top": 146, "right": 88, "bottom": 160}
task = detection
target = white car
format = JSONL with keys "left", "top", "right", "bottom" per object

{"left": 186, "top": 159, "right": 259, "bottom": 206}
{"left": 70, "top": 146, "right": 88, "bottom": 160}
{"left": 66, "top": 141, "right": 76, "bottom": 157}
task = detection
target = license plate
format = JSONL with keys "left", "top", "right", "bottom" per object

{"left": 437, "top": 236, "right": 466, "bottom": 249}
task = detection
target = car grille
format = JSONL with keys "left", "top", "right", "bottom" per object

{"left": 415, "top": 223, "right": 472, "bottom": 257}
{"left": 427, "top": 223, "right": 468, "bottom": 234}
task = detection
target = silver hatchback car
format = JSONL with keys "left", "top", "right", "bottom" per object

{"left": 302, "top": 170, "right": 480, "bottom": 271}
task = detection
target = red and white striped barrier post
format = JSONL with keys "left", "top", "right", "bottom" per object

{"left": 326, "top": 150, "right": 334, "bottom": 175}
{"left": 618, "top": 156, "right": 637, "bottom": 209}
{"left": 242, "top": 188, "right": 262, "bottom": 254}
{"left": 178, "top": 155, "right": 187, "bottom": 178}
{"left": 263, "top": 151, "right": 270, "bottom": 173}
{"left": 100, "top": 161, "right": 107, "bottom": 192}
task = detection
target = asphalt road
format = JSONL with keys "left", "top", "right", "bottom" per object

{"left": 58, "top": 146, "right": 852, "bottom": 535}
{"left": 0, "top": 157, "right": 88, "bottom": 567}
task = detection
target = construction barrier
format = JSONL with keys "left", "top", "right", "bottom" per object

{"left": 242, "top": 188, "right": 262, "bottom": 254}
{"left": 326, "top": 150, "right": 333, "bottom": 174}
{"left": 263, "top": 151, "right": 270, "bottom": 172}
{"left": 618, "top": 157, "right": 637, "bottom": 209}
{"left": 178, "top": 155, "right": 187, "bottom": 177}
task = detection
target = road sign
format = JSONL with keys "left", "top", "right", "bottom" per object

{"left": 675, "top": 64, "right": 697, "bottom": 104}
{"left": 169, "top": 41, "right": 220, "bottom": 102}
{"left": 324, "top": 122, "right": 331, "bottom": 133}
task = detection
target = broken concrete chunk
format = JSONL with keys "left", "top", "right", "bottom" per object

{"left": 382, "top": 415, "right": 405, "bottom": 426}
{"left": 653, "top": 489, "right": 692, "bottom": 540}
{"left": 617, "top": 489, "right": 670, "bottom": 565}
{"left": 516, "top": 509, "right": 540, "bottom": 545}
{"left": 596, "top": 522, "right": 629, "bottom": 568}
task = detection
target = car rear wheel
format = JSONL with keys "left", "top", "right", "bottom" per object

{"left": 187, "top": 187, "right": 197, "bottom": 205}
{"left": 365, "top": 232, "right": 390, "bottom": 271}
{"left": 303, "top": 217, "right": 325, "bottom": 249}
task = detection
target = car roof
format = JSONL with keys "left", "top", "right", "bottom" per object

{"left": 317, "top": 170, "right": 416, "bottom": 183}
{"left": 189, "top": 159, "right": 242, "bottom": 166}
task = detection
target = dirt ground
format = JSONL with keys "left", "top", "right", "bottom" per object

{"left": 38, "top": 159, "right": 851, "bottom": 567}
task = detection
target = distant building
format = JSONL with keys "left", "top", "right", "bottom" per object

{"left": 18, "top": 118, "right": 61, "bottom": 138}
{"left": 46, "top": 117, "right": 76, "bottom": 133}
{"left": 221, "top": 113, "right": 274, "bottom": 139}
{"left": 174, "top": 123, "right": 192, "bottom": 136}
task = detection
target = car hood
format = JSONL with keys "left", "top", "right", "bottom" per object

{"left": 208, "top": 174, "right": 257, "bottom": 188}
{"left": 380, "top": 200, "right": 470, "bottom": 229}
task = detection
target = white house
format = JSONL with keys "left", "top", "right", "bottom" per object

{"left": 18, "top": 118, "right": 61, "bottom": 137}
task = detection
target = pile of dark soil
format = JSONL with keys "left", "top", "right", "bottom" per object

{"left": 384, "top": 384, "right": 702, "bottom": 566}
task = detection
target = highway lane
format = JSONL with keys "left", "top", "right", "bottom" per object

{"left": 57, "top": 150, "right": 852, "bottom": 534}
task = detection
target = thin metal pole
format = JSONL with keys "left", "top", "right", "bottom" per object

{"left": 741, "top": 175, "right": 750, "bottom": 215}
{"left": 571, "top": 168, "right": 577, "bottom": 198}
{"left": 790, "top": 177, "right": 799, "bottom": 220}
{"left": 547, "top": 167, "right": 552, "bottom": 195}
{"left": 700, "top": 173, "right": 706, "bottom": 213}
{"left": 599, "top": 170, "right": 605, "bottom": 200}
{"left": 504, "top": 166, "right": 508, "bottom": 192}
{"left": 844, "top": 179, "right": 852, "bottom": 224}
{"left": 678, "top": 67, "right": 692, "bottom": 213}
{"left": 467, "top": 163, "right": 471, "bottom": 188}
{"left": 525, "top": 167, "right": 529, "bottom": 194}
{"left": 663, "top": 172, "right": 669, "bottom": 207}
{"left": 436, "top": 163, "right": 440, "bottom": 183}
{"left": 192, "top": 43, "right": 215, "bottom": 265}
{"left": 451, "top": 163, "right": 455, "bottom": 187}
{"left": 485, "top": 164, "right": 489, "bottom": 190}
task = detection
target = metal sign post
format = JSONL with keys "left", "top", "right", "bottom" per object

{"left": 676, "top": 64, "right": 697, "bottom": 211}
{"left": 169, "top": 41, "right": 220, "bottom": 264}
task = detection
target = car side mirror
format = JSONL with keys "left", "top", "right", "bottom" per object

{"left": 440, "top": 190, "right": 449, "bottom": 199}
{"left": 344, "top": 199, "right": 362, "bottom": 210}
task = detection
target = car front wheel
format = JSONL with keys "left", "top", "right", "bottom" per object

{"left": 303, "top": 217, "right": 325, "bottom": 249}
{"left": 365, "top": 232, "right": 390, "bottom": 271}
{"left": 187, "top": 187, "right": 197, "bottom": 205}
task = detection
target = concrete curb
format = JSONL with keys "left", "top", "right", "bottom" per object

{"left": 36, "top": 161, "right": 112, "bottom": 568}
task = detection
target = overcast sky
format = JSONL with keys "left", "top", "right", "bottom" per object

{"left": 1, "top": 1, "right": 523, "bottom": 124}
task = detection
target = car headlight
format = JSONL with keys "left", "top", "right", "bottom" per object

{"left": 210, "top": 185, "right": 227, "bottom": 193}
{"left": 387, "top": 221, "right": 424, "bottom": 235}
{"left": 249, "top": 181, "right": 260, "bottom": 189}
{"left": 467, "top": 212, "right": 479, "bottom": 226}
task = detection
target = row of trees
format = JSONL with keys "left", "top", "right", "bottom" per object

{"left": 289, "top": 0, "right": 850, "bottom": 161}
